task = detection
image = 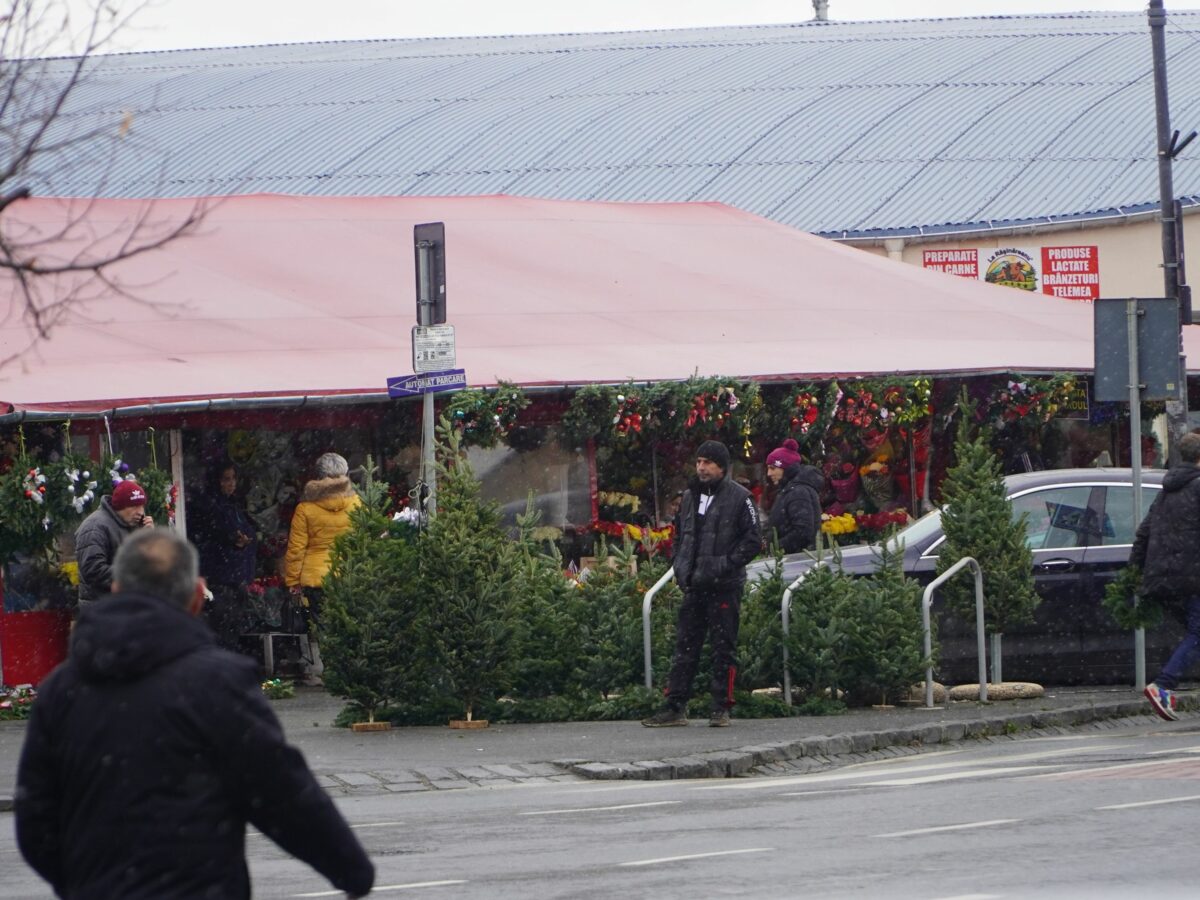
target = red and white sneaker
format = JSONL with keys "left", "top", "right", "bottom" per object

{"left": 1144, "top": 683, "right": 1179, "bottom": 722}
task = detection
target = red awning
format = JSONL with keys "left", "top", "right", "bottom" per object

{"left": 0, "top": 193, "right": 1154, "bottom": 415}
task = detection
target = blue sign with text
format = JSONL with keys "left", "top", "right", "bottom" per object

{"left": 387, "top": 368, "right": 467, "bottom": 398}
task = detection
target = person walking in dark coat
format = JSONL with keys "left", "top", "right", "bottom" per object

{"left": 15, "top": 529, "right": 375, "bottom": 900}
{"left": 72, "top": 479, "right": 154, "bottom": 608}
{"left": 643, "top": 440, "right": 761, "bottom": 728}
{"left": 763, "top": 438, "right": 825, "bottom": 553}
{"left": 1133, "top": 431, "right": 1200, "bottom": 721}
{"left": 190, "top": 460, "right": 258, "bottom": 650}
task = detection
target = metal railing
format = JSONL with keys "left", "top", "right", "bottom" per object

{"left": 922, "top": 556, "right": 986, "bottom": 708}
{"left": 642, "top": 567, "right": 676, "bottom": 689}
{"left": 780, "top": 561, "right": 825, "bottom": 707}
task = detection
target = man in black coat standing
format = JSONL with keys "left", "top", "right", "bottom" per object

{"left": 1132, "top": 431, "right": 1200, "bottom": 721}
{"left": 643, "top": 440, "right": 761, "bottom": 728}
{"left": 16, "top": 528, "right": 375, "bottom": 899}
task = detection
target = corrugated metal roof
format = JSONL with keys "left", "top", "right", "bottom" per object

{"left": 27, "top": 10, "right": 1200, "bottom": 237}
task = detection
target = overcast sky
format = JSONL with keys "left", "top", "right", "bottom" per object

{"left": 66, "top": 1, "right": 1154, "bottom": 54}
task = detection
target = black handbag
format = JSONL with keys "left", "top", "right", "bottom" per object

{"left": 278, "top": 594, "right": 308, "bottom": 634}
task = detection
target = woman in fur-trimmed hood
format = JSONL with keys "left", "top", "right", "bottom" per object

{"left": 284, "top": 453, "right": 362, "bottom": 591}
{"left": 284, "top": 453, "right": 361, "bottom": 684}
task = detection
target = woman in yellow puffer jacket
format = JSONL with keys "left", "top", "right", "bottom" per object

{"left": 285, "top": 452, "right": 361, "bottom": 684}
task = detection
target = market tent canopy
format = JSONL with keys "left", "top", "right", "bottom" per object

{"left": 0, "top": 193, "right": 1176, "bottom": 415}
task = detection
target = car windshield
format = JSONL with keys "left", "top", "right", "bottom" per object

{"left": 884, "top": 507, "right": 943, "bottom": 552}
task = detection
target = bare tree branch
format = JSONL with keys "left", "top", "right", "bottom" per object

{"left": 0, "top": 0, "right": 206, "bottom": 371}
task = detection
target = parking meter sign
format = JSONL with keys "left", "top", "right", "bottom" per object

{"left": 412, "top": 324, "right": 455, "bottom": 374}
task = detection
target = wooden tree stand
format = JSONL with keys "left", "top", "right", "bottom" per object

{"left": 449, "top": 719, "right": 489, "bottom": 729}
{"left": 350, "top": 721, "right": 392, "bottom": 733}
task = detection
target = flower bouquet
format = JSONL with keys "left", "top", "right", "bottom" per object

{"left": 858, "top": 456, "right": 894, "bottom": 506}
{"left": 826, "top": 460, "right": 859, "bottom": 503}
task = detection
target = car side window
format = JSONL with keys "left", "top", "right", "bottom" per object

{"left": 1099, "top": 485, "right": 1160, "bottom": 545}
{"left": 1009, "top": 486, "right": 1099, "bottom": 549}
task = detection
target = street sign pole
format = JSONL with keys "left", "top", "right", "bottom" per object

{"left": 416, "top": 237, "right": 438, "bottom": 516}
{"left": 415, "top": 225, "right": 448, "bottom": 518}
{"left": 1148, "top": 1, "right": 1195, "bottom": 462}
{"left": 1127, "top": 300, "right": 1146, "bottom": 690}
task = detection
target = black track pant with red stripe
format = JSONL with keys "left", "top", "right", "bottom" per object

{"left": 665, "top": 585, "right": 741, "bottom": 711}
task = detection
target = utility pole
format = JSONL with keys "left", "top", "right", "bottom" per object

{"left": 1149, "top": 0, "right": 1196, "bottom": 460}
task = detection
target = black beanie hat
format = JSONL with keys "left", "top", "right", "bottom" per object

{"left": 696, "top": 439, "right": 731, "bottom": 472}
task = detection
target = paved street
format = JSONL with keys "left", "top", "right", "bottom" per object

{"left": 4, "top": 688, "right": 1200, "bottom": 898}
{"left": 7, "top": 716, "right": 1198, "bottom": 898}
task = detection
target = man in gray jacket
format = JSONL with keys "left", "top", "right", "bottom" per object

{"left": 73, "top": 480, "right": 154, "bottom": 607}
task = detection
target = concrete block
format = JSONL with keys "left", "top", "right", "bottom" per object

{"left": 699, "top": 751, "right": 754, "bottom": 777}
{"left": 481, "top": 764, "right": 526, "bottom": 778}
{"left": 515, "top": 762, "right": 566, "bottom": 777}
{"left": 942, "top": 722, "right": 966, "bottom": 742}
{"left": 917, "top": 723, "right": 944, "bottom": 744}
{"left": 823, "top": 734, "right": 852, "bottom": 756}
{"left": 331, "top": 772, "right": 380, "bottom": 787}
{"left": 741, "top": 744, "right": 786, "bottom": 765}
{"left": 662, "top": 755, "right": 711, "bottom": 779}
{"left": 630, "top": 760, "right": 675, "bottom": 780}
{"left": 848, "top": 732, "right": 877, "bottom": 753}
{"left": 572, "top": 763, "right": 625, "bottom": 780}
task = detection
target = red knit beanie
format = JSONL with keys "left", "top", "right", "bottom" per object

{"left": 111, "top": 480, "right": 148, "bottom": 511}
{"left": 766, "top": 438, "right": 802, "bottom": 470}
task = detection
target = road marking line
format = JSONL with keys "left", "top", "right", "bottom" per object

{"left": 294, "top": 880, "right": 466, "bottom": 897}
{"left": 875, "top": 819, "right": 1019, "bottom": 838}
{"left": 871, "top": 764, "right": 1058, "bottom": 786}
{"left": 619, "top": 848, "right": 774, "bottom": 867}
{"left": 698, "top": 746, "right": 1099, "bottom": 791}
{"left": 1026, "top": 757, "right": 1197, "bottom": 779}
{"left": 1146, "top": 744, "right": 1200, "bottom": 755}
{"left": 1097, "top": 794, "right": 1200, "bottom": 810}
{"left": 778, "top": 787, "right": 867, "bottom": 797}
{"left": 521, "top": 800, "right": 681, "bottom": 815}
{"left": 927, "top": 894, "right": 1002, "bottom": 899}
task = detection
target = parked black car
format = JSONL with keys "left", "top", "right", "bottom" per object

{"left": 749, "top": 468, "right": 1179, "bottom": 685}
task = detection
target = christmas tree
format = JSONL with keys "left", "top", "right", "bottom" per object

{"left": 936, "top": 396, "right": 1038, "bottom": 680}
{"left": 508, "top": 496, "right": 587, "bottom": 699}
{"left": 321, "top": 457, "right": 424, "bottom": 723}
{"left": 419, "top": 421, "right": 518, "bottom": 722}
{"left": 840, "top": 540, "right": 927, "bottom": 705}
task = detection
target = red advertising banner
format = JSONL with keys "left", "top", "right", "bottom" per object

{"left": 922, "top": 248, "right": 978, "bottom": 278}
{"left": 1041, "top": 245, "right": 1100, "bottom": 301}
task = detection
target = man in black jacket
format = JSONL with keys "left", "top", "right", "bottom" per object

{"left": 16, "top": 529, "right": 375, "bottom": 899}
{"left": 643, "top": 440, "right": 761, "bottom": 728}
{"left": 1132, "top": 431, "right": 1200, "bottom": 722}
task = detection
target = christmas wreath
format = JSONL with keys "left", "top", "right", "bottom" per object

{"left": 445, "top": 381, "right": 530, "bottom": 448}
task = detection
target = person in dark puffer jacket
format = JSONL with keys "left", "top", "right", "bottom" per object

{"left": 73, "top": 480, "right": 154, "bottom": 608}
{"left": 763, "top": 438, "right": 825, "bottom": 553}
{"left": 1132, "top": 430, "right": 1200, "bottom": 721}
{"left": 15, "top": 529, "right": 375, "bottom": 900}
{"left": 642, "top": 440, "right": 761, "bottom": 729}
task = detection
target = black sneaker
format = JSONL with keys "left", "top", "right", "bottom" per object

{"left": 709, "top": 709, "right": 731, "bottom": 728}
{"left": 642, "top": 707, "right": 688, "bottom": 727}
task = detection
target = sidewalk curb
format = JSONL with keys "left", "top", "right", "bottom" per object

{"left": 565, "top": 696, "right": 1181, "bottom": 782}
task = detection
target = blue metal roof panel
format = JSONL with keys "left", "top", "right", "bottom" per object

{"left": 30, "top": 10, "right": 1200, "bottom": 234}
